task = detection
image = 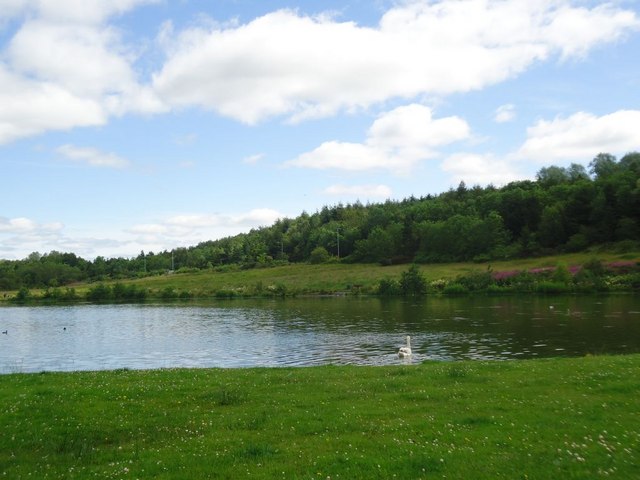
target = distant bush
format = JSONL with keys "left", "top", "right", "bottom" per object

{"left": 309, "top": 246, "right": 331, "bottom": 264}
{"left": 552, "top": 263, "right": 572, "bottom": 284}
{"left": 176, "top": 267, "right": 200, "bottom": 274}
{"left": 87, "top": 283, "right": 146, "bottom": 302}
{"left": 399, "top": 265, "right": 427, "bottom": 296}
{"left": 179, "top": 291, "right": 193, "bottom": 300}
{"left": 160, "top": 287, "right": 178, "bottom": 299}
{"left": 215, "top": 289, "right": 236, "bottom": 299}
{"left": 535, "top": 281, "right": 571, "bottom": 294}
{"left": 12, "top": 287, "right": 30, "bottom": 302}
{"left": 377, "top": 278, "right": 400, "bottom": 296}
{"left": 112, "top": 283, "right": 146, "bottom": 301}
{"left": 267, "top": 283, "right": 288, "bottom": 297}
{"left": 43, "top": 287, "right": 79, "bottom": 302}
{"left": 455, "top": 270, "right": 493, "bottom": 291}
{"left": 86, "top": 284, "right": 112, "bottom": 302}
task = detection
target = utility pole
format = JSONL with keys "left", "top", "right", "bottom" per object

{"left": 336, "top": 227, "right": 340, "bottom": 259}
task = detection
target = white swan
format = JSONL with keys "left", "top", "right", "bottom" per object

{"left": 398, "top": 335, "right": 412, "bottom": 357}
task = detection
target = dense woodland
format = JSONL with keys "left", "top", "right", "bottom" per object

{"left": 1, "top": 152, "right": 639, "bottom": 291}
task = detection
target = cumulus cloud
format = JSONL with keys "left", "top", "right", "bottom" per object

{"left": 323, "top": 184, "right": 392, "bottom": 199}
{"left": 152, "top": 1, "right": 639, "bottom": 124}
{"left": 0, "top": 216, "right": 68, "bottom": 259}
{"left": 0, "top": 207, "right": 286, "bottom": 260}
{"left": 0, "top": 65, "right": 106, "bottom": 145}
{"left": 287, "top": 104, "right": 470, "bottom": 172}
{"left": 0, "top": 0, "right": 163, "bottom": 145}
{"left": 0, "top": 216, "right": 63, "bottom": 233}
{"left": 494, "top": 104, "right": 516, "bottom": 123}
{"left": 441, "top": 153, "right": 525, "bottom": 186}
{"left": 517, "top": 110, "right": 640, "bottom": 162}
{"left": 57, "top": 144, "right": 130, "bottom": 168}
{"left": 1, "top": 1, "right": 638, "bottom": 145}
{"left": 127, "top": 209, "right": 284, "bottom": 247}
{"left": 32, "top": 0, "right": 160, "bottom": 24}
{"left": 441, "top": 107, "right": 640, "bottom": 185}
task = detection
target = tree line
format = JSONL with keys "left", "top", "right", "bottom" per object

{"left": 1, "top": 152, "right": 639, "bottom": 290}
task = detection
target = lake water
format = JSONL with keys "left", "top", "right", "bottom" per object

{"left": 1, "top": 295, "right": 639, "bottom": 373}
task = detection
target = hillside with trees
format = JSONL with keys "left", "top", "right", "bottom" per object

{"left": 1, "top": 152, "right": 639, "bottom": 291}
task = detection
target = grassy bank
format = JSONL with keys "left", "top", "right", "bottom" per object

{"left": 2, "top": 250, "right": 639, "bottom": 302}
{"left": 1, "top": 355, "right": 639, "bottom": 479}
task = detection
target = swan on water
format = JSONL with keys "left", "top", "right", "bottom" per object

{"left": 398, "top": 335, "right": 412, "bottom": 357}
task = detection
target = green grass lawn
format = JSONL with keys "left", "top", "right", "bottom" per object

{"left": 2, "top": 355, "right": 639, "bottom": 479}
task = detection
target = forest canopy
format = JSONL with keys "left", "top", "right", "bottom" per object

{"left": 1, "top": 152, "right": 639, "bottom": 290}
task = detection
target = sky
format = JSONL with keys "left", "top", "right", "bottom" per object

{"left": 1, "top": 0, "right": 639, "bottom": 260}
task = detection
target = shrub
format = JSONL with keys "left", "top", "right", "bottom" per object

{"left": 565, "top": 233, "right": 589, "bottom": 252}
{"left": 377, "top": 278, "right": 400, "bottom": 296}
{"left": 309, "top": 246, "right": 331, "bottom": 264}
{"left": 582, "top": 258, "right": 606, "bottom": 277}
{"left": 552, "top": 263, "right": 572, "bottom": 284}
{"left": 455, "top": 270, "right": 493, "bottom": 291}
{"left": 112, "top": 283, "right": 146, "bottom": 301}
{"left": 13, "top": 287, "right": 30, "bottom": 302}
{"left": 161, "top": 286, "right": 178, "bottom": 299}
{"left": 271, "top": 283, "right": 288, "bottom": 297}
{"left": 215, "top": 289, "right": 238, "bottom": 299}
{"left": 86, "top": 284, "right": 112, "bottom": 302}
{"left": 535, "top": 281, "right": 571, "bottom": 294}
{"left": 43, "top": 287, "right": 79, "bottom": 302}
{"left": 179, "top": 291, "right": 193, "bottom": 300}
{"left": 399, "top": 265, "right": 427, "bottom": 296}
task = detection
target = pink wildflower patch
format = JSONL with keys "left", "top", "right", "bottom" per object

{"left": 605, "top": 261, "right": 638, "bottom": 274}
{"left": 492, "top": 270, "right": 519, "bottom": 280}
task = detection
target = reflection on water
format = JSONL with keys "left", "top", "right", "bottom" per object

{"left": 1, "top": 295, "right": 639, "bottom": 373}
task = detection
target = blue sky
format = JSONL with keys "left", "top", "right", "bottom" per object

{"left": 1, "top": 0, "right": 639, "bottom": 260}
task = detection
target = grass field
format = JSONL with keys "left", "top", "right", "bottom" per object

{"left": 126, "top": 251, "right": 640, "bottom": 297}
{"left": 1, "top": 355, "right": 639, "bottom": 479}
{"left": 3, "top": 250, "right": 637, "bottom": 302}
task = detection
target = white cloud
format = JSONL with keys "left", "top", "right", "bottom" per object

{"left": 152, "top": 1, "right": 639, "bottom": 124}
{"left": 0, "top": 0, "right": 159, "bottom": 25}
{"left": 289, "top": 141, "right": 401, "bottom": 172}
{"left": 288, "top": 104, "right": 470, "bottom": 172}
{"left": 127, "top": 209, "right": 285, "bottom": 247}
{"left": 517, "top": 110, "right": 640, "bottom": 162}
{"left": 242, "top": 153, "right": 265, "bottom": 165}
{"left": 6, "top": 17, "right": 165, "bottom": 116}
{"left": 8, "top": 21, "right": 136, "bottom": 99}
{"left": 0, "top": 216, "right": 67, "bottom": 259}
{"left": 323, "top": 184, "right": 392, "bottom": 199}
{"left": 1, "top": 1, "right": 637, "bottom": 145}
{"left": 0, "top": 207, "right": 286, "bottom": 260}
{"left": 494, "top": 104, "right": 516, "bottom": 123}
{"left": 0, "top": 0, "right": 164, "bottom": 145}
{"left": 0, "top": 65, "right": 106, "bottom": 145}
{"left": 57, "top": 144, "right": 130, "bottom": 169}
{"left": 441, "top": 153, "right": 525, "bottom": 186}
{"left": 32, "top": 0, "right": 160, "bottom": 24}
{"left": 164, "top": 209, "right": 282, "bottom": 229}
